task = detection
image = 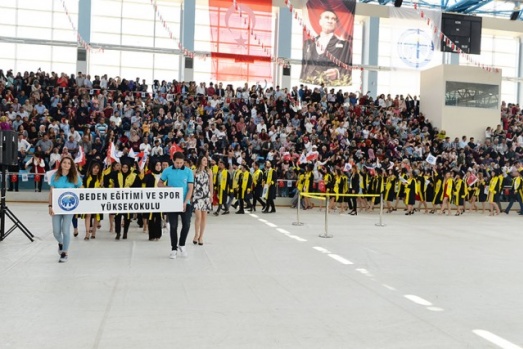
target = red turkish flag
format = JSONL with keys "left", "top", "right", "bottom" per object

{"left": 169, "top": 143, "right": 184, "bottom": 158}
{"left": 209, "top": 0, "right": 272, "bottom": 82}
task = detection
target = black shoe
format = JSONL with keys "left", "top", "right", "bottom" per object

{"left": 7, "top": 189, "right": 12, "bottom": 192}
{"left": 115, "top": 234, "right": 120, "bottom": 240}
{"left": 193, "top": 240, "right": 198, "bottom": 245}
{"left": 236, "top": 211, "right": 245, "bottom": 214}
{"left": 213, "top": 212, "right": 219, "bottom": 216}
{"left": 222, "top": 211, "right": 230, "bottom": 215}
{"left": 269, "top": 210, "right": 275, "bottom": 213}
{"left": 123, "top": 233, "right": 128, "bottom": 240}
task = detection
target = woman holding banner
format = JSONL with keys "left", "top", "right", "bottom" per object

{"left": 82, "top": 161, "right": 103, "bottom": 240}
{"left": 143, "top": 158, "right": 163, "bottom": 241}
{"left": 109, "top": 159, "right": 137, "bottom": 240}
{"left": 48, "top": 156, "right": 83, "bottom": 263}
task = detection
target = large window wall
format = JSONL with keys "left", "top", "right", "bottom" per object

{"left": 459, "top": 34, "right": 519, "bottom": 104}
{"left": 0, "top": 0, "right": 79, "bottom": 73}
{"left": 0, "top": 1, "right": 521, "bottom": 104}
{"left": 90, "top": 0, "right": 181, "bottom": 82}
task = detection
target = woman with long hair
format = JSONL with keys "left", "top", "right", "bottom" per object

{"left": 192, "top": 155, "right": 213, "bottom": 245}
{"left": 48, "top": 156, "right": 83, "bottom": 263}
{"left": 83, "top": 161, "right": 103, "bottom": 240}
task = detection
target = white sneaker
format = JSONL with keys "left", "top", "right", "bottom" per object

{"left": 179, "top": 246, "right": 187, "bottom": 258}
{"left": 59, "top": 253, "right": 68, "bottom": 263}
{"left": 169, "top": 250, "right": 177, "bottom": 259}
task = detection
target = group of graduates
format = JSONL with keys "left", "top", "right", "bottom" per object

{"left": 212, "top": 159, "right": 277, "bottom": 215}
{"left": 295, "top": 159, "right": 523, "bottom": 217}
{"left": 74, "top": 153, "right": 281, "bottom": 241}
{"left": 78, "top": 155, "right": 167, "bottom": 241}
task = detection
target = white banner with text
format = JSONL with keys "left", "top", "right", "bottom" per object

{"left": 51, "top": 188, "right": 183, "bottom": 214}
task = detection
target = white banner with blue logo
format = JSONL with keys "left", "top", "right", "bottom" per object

{"left": 388, "top": 7, "right": 442, "bottom": 69}
{"left": 51, "top": 188, "right": 183, "bottom": 214}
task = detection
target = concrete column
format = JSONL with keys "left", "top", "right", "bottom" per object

{"left": 362, "top": 17, "right": 379, "bottom": 98}
{"left": 277, "top": 8, "right": 292, "bottom": 89}
{"left": 76, "top": 0, "right": 91, "bottom": 74}
{"left": 181, "top": 0, "right": 195, "bottom": 81}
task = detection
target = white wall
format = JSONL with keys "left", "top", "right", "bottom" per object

{"left": 420, "top": 65, "right": 444, "bottom": 133}
{"left": 421, "top": 65, "right": 501, "bottom": 142}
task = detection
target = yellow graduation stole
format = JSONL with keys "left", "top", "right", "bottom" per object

{"left": 297, "top": 173, "right": 305, "bottom": 191}
{"left": 86, "top": 175, "right": 101, "bottom": 188}
{"left": 265, "top": 168, "right": 274, "bottom": 186}
{"left": 253, "top": 169, "right": 263, "bottom": 186}
{"left": 212, "top": 164, "right": 219, "bottom": 185}
{"left": 218, "top": 169, "right": 228, "bottom": 202}
{"left": 241, "top": 171, "right": 251, "bottom": 194}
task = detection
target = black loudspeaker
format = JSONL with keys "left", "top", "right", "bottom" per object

{"left": 0, "top": 131, "right": 18, "bottom": 166}
{"left": 283, "top": 66, "right": 291, "bottom": 76}
{"left": 185, "top": 57, "right": 194, "bottom": 69}
{"left": 394, "top": 0, "right": 403, "bottom": 7}
{"left": 77, "top": 48, "right": 87, "bottom": 62}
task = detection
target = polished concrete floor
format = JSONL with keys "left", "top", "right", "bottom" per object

{"left": 1, "top": 203, "right": 522, "bottom": 349}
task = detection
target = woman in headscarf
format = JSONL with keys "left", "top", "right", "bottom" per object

{"left": 143, "top": 157, "right": 163, "bottom": 241}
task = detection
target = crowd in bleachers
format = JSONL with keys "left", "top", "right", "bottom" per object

{"left": 1, "top": 67, "right": 523, "bottom": 217}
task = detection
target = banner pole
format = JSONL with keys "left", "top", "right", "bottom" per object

{"left": 292, "top": 193, "right": 304, "bottom": 226}
{"left": 319, "top": 194, "right": 332, "bottom": 238}
{"left": 375, "top": 194, "right": 386, "bottom": 227}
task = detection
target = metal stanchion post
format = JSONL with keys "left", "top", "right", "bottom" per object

{"left": 292, "top": 193, "right": 304, "bottom": 226}
{"left": 375, "top": 194, "right": 386, "bottom": 227}
{"left": 319, "top": 194, "right": 333, "bottom": 238}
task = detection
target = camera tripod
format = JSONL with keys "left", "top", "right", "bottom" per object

{"left": 0, "top": 165, "right": 34, "bottom": 242}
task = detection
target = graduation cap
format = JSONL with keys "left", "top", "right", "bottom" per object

{"left": 120, "top": 156, "right": 135, "bottom": 168}
{"left": 87, "top": 159, "right": 103, "bottom": 172}
{"left": 159, "top": 155, "right": 172, "bottom": 166}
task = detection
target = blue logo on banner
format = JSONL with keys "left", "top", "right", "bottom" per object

{"left": 58, "top": 192, "right": 79, "bottom": 212}
{"left": 397, "top": 29, "right": 434, "bottom": 68}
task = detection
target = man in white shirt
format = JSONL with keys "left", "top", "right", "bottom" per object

{"left": 256, "top": 120, "right": 267, "bottom": 134}
{"left": 151, "top": 140, "right": 164, "bottom": 156}
{"left": 68, "top": 127, "right": 82, "bottom": 143}
{"left": 17, "top": 133, "right": 31, "bottom": 152}
{"left": 110, "top": 113, "right": 122, "bottom": 127}
{"left": 139, "top": 138, "right": 152, "bottom": 154}
{"left": 6, "top": 106, "right": 17, "bottom": 121}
